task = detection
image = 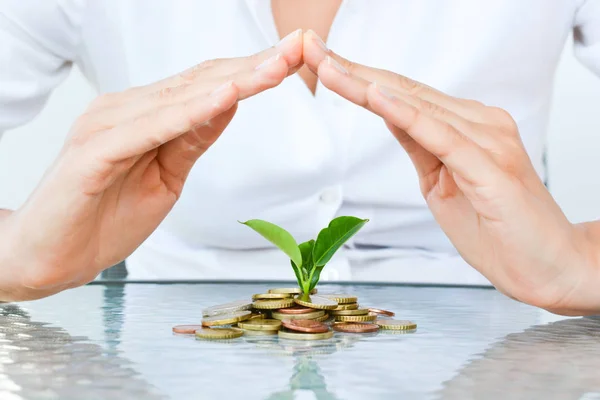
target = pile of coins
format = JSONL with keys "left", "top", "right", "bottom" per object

{"left": 173, "top": 288, "right": 417, "bottom": 341}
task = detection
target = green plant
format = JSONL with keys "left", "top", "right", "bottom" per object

{"left": 239, "top": 216, "right": 369, "bottom": 294}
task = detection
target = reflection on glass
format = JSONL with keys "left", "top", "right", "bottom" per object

{"left": 438, "top": 317, "right": 600, "bottom": 399}
{"left": 0, "top": 303, "right": 165, "bottom": 399}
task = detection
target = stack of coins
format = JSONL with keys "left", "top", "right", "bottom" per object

{"left": 172, "top": 288, "right": 417, "bottom": 341}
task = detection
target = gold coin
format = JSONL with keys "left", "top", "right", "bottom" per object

{"left": 248, "top": 313, "right": 266, "bottom": 320}
{"left": 237, "top": 319, "right": 282, "bottom": 331}
{"left": 252, "top": 298, "right": 295, "bottom": 310}
{"left": 294, "top": 295, "right": 338, "bottom": 310}
{"left": 322, "top": 294, "right": 358, "bottom": 304}
{"left": 375, "top": 319, "right": 417, "bottom": 330}
{"left": 239, "top": 328, "right": 277, "bottom": 336}
{"left": 336, "top": 314, "right": 377, "bottom": 322}
{"left": 201, "top": 310, "right": 252, "bottom": 327}
{"left": 252, "top": 293, "right": 291, "bottom": 300}
{"left": 313, "top": 313, "right": 330, "bottom": 323}
{"left": 268, "top": 288, "right": 317, "bottom": 295}
{"left": 332, "top": 303, "right": 359, "bottom": 311}
{"left": 278, "top": 329, "right": 334, "bottom": 341}
{"left": 271, "top": 310, "right": 325, "bottom": 321}
{"left": 202, "top": 300, "right": 252, "bottom": 317}
{"left": 331, "top": 309, "right": 369, "bottom": 316}
{"left": 195, "top": 328, "right": 244, "bottom": 340}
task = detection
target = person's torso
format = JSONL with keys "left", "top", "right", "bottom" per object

{"left": 74, "top": 0, "right": 576, "bottom": 255}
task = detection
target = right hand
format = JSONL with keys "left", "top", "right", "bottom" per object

{"left": 0, "top": 30, "right": 303, "bottom": 301}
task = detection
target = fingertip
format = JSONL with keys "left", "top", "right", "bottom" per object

{"left": 303, "top": 30, "right": 330, "bottom": 73}
{"left": 276, "top": 29, "right": 303, "bottom": 67}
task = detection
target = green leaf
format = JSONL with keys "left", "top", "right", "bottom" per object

{"left": 296, "top": 240, "right": 314, "bottom": 291}
{"left": 308, "top": 264, "right": 325, "bottom": 292}
{"left": 239, "top": 219, "right": 302, "bottom": 268}
{"left": 312, "top": 216, "right": 369, "bottom": 267}
{"left": 289, "top": 260, "right": 303, "bottom": 289}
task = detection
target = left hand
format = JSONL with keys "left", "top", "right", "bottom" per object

{"left": 303, "top": 30, "right": 600, "bottom": 316}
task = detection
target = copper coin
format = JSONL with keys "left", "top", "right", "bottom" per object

{"left": 276, "top": 306, "right": 315, "bottom": 315}
{"left": 281, "top": 319, "right": 330, "bottom": 333}
{"left": 332, "top": 323, "right": 380, "bottom": 333}
{"left": 368, "top": 308, "right": 395, "bottom": 317}
{"left": 172, "top": 325, "right": 203, "bottom": 334}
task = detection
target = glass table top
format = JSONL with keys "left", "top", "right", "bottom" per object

{"left": 2, "top": 282, "right": 599, "bottom": 399}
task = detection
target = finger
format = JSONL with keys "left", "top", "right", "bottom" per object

{"left": 366, "top": 83, "right": 504, "bottom": 186}
{"left": 318, "top": 59, "right": 475, "bottom": 134}
{"left": 304, "top": 30, "right": 485, "bottom": 122}
{"left": 156, "top": 103, "right": 238, "bottom": 187}
{"left": 90, "top": 53, "right": 290, "bottom": 129}
{"left": 92, "top": 81, "right": 239, "bottom": 163}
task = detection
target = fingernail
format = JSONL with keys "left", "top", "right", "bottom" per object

{"left": 276, "top": 28, "right": 301, "bottom": 49}
{"left": 255, "top": 53, "right": 281, "bottom": 70}
{"left": 373, "top": 82, "right": 396, "bottom": 100}
{"left": 308, "top": 29, "right": 328, "bottom": 53}
{"left": 210, "top": 80, "right": 233, "bottom": 96}
{"left": 326, "top": 56, "right": 348, "bottom": 75}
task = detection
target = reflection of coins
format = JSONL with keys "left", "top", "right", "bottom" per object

{"left": 272, "top": 310, "right": 325, "bottom": 321}
{"left": 294, "top": 295, "right": 338, "bottom": 310}
{"left": 281, "top": 320, "right": 329, "bottom": 333}
{"left": 268, "top": 288, "right": 317, "bottom": 295}
{"left": 376, "top": 319, "right": 417, "bottom": 330}
{"left": 202, "top": 300, "right": 252, "bottom": 317}
{"left": 336, "top": 313, "right": 377, "bottom": 322}
{"left": 252, "top": 298, "right": 295, "bottom": 310}
{"left": 368, "top": 308, "right": 395, "bottom": 317}
{"left": 333, "top": 323, "right": 380, "bottom": 333}
{"left": 331, "top": 309, "right": 369, "bottom": 316}
{"left": 252, "top": 293, "right": 291, "bottom": 300}
{"left": 276, "top": 306, "right": 314, "bottom": 315}
{"left": 237, "top": 319, "right": 281, "bottom": 331}
{"left": 278, "top": 329, "right": 334, "bottom": 341}
{"left": 322, "top": 294, "right": 358, "bottom": 304}
{"left": 195, "top": 328, "right": 244, "bottom": 340}
{"left": 201, "top": 311, "right": 252, "bottom": 327}
{"left": 172, "top": 325, "right": 203, "bottom": 334}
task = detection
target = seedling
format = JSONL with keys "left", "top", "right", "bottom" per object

{"left": 240, "top": 216, "right": 368, "bottom": 295}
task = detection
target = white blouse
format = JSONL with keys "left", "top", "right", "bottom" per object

{"left": 1, "top": 0, "right": 599, "bottom": 284}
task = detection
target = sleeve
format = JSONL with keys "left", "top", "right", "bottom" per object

{"left": 0, "top": 0, "right": 86, "bottom": 134}
{"left": 573, "top": 0, "right": 600, "bottom": 76}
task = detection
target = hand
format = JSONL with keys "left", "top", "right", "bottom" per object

{"left": 0, "top": 30, "right": 303, "bottom": 301}
{"left": 303, "top": 30, "right": 599, "bottom": 315}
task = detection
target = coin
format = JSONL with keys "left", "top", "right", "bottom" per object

{"left": 278, "top": 329, "right": 334, "bottom": 341}
{"left": 237, "top": 319, "right": 282, "bottom": 331}
{"left": 252, "top": 298, "right": 295, "bottom": 310}
{"left": 313, "top": 313, "right": 330, "bottom": 323}
{"left": 252, "top": 293, "right": 291, "bottom": 300}
{"left": 332, "top": 323, "right": 380, "bottom": 333}
{"left": 335, "top": 313, "right": 377, "bottom": 322}
{"left": 368, "top": 308, "right": 395, "bottom": 317}
{"left": 248, "top": 313, "right": 266, "bottom": 320}
{"left": 202, "top": 300, "right": 252, "bottom": 317}
{"left": 294, "top": 295, "right": 338, "bottom": 310}
{"left": 275, "top": 306, "right": 314, "bottom": 315}
{"left": 201, "top": 310, "right": 252, "bottom": 327}
{"left": 195, "top": 328, "right": 244, "bottom": 340}
{"left": 332, "top": 303, "right": 359, "bottom": 311}
{"left": 268, "top": 288, "right": 317, "bottom": 295}
{"left": 322, "top": 294, "right": 358, "bottom": 304}
{"left": 172, "top": 325, "right": 203, "bottom": 334}
{"left": 331, "top": 309, "right": 369, "bottom": 316}
{"left": 281, "top": 319, "right": 329, "bottom": 333}
{"left": 239, "top": 328, "right": 277, "bottom": 336}
{"left": 375, "top": 319, "right": 417, "bottom": 330}
{"left": 271, "top": 310, "right": 325, "bottom": 321}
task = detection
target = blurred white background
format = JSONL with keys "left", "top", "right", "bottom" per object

{"left": 0, "top": 36, "right": 599, "bottom": 223}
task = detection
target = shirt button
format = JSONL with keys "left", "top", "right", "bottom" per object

{"left": 319, "top": 188, "right": 339, "bottom": 204}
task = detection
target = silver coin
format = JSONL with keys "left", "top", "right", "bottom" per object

{"left": 202, "top": 300, "right": 252, "bottom": 317}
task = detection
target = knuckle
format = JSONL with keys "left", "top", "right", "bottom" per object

{"left": 418, "top": 98, "right": 446, "bottom": 118}
{"left": 395, "top": 75, "right": 422, "bottom": 96}
{"left": 89, "top": 93, "right": 118, "bottom": 109}
{"left": 487, "top": 106, "right": 518, "bottom": 131}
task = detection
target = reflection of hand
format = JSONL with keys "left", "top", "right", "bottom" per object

{"left": 303, "top": 30, "right": 599, "bottom": 316}
{"left": 439, "top": 317, "right": 600, "bottom": 399}
{"left": 1, "top": 31, "right": 303, "bottom": 301}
